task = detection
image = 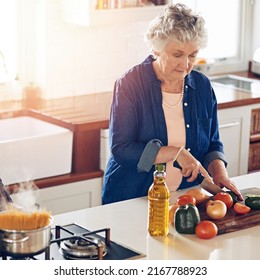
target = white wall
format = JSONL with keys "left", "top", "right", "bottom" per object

{"left": 34, "top": 1, "right": 151, "bottom": 99}
{"left": 252, "top": 0, "right": 260, "bottom": 53}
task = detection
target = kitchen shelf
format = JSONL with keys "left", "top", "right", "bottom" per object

{"left": 61, "top": 0, "right": 166, "bottom": 27}
{"left": 248, "top": 141, "right": 260, "bottom": 172}
{"left": 251, "top": 108, "right": 260, "bottom": 135}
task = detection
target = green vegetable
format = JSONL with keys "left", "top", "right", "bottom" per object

{"left": 245, "top": 194, "right": 260, "bottom": 210}
{"left": 174, "top": 204, "right": 201, "bottom": 234}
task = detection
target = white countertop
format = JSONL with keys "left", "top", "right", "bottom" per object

{"left": 53, "top": 172, "right": 260, "bottom": 260}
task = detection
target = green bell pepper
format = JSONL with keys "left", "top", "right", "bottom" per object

{"left": 174, "top": 204, "right": 201, "bottom": 234}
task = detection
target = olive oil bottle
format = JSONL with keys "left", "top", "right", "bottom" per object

{"left": 148, "top": 164, "right": 170, "bottom": 236}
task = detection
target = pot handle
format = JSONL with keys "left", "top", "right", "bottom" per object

{"left": 2, "top": 234, "right": 29, "bottom": 243}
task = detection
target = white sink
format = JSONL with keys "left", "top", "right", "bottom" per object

{"left": 210, "top": 74, "right": 260, "bottom": 93}
{"left": 0, "top": 116, "right": 73, "bottom": 185}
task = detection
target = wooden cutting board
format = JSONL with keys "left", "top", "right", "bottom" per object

{"left": 198, "top": 187, "right": 260, "bottom": 235}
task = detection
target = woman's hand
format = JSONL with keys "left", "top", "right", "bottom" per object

{"left": 208, "top": 160, "right": 244, "bottom": 201}
{"left": 211, "top": 172, "right": 243, "bottom": 201}
{"left": 176, "top": 148, "right": 212, "bottom": 183}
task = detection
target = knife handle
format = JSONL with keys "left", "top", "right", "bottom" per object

{"left": 173, "top": 161, "right": 182, "bottom": 170}
{"left": 173, "top": 161, "right": 204, "bottom": 185}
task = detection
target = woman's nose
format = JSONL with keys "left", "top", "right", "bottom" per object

{"left": 180, "top": 57, "right": 189, "bottom": 69}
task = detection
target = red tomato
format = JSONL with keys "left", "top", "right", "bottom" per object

{"left": 214, "top": 192, "right": 233, "bottom": 209}
{"left": 195, "top": 220, "right": 218, "bottom": 239}
{"left": 233, "top": 202, "right": 251, "bottom": 214}
{"left": 177, "top": 194, "right": 196, "bottom": 206}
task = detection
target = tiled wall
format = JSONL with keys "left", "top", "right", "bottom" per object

{"left": 37, "top": 1, "right": 151, "bottom": 99}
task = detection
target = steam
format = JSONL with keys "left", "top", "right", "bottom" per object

{"left": 10, "top": 181, "right": 40, "bottom": 211}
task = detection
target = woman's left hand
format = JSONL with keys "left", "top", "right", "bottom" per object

{"left": 212, "top": 173, "right": 244, "bottom": 201}
{"left": 208, "top": 160, "right": 244, "bottom": 201}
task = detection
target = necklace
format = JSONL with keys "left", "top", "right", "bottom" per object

{"left": 162, "top": 81, "right": 185, "bottom": 109}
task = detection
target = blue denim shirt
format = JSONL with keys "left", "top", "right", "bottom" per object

{"left": 102, "top": 55, "right": 227, "bottom": 204}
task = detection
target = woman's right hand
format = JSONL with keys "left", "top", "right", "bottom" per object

{"left": 176, "top": 148, "right": 212, "bottom": 183}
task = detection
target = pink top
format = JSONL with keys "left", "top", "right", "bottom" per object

{"left": 162, "top": 91, "right": 186, "bottom": 192}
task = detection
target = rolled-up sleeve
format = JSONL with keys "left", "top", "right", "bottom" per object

{"left": 137, "top": 139, "right": 163, "bottom": 172}
{"left": 203, "top": 151, "right": 228, "bottom": 170}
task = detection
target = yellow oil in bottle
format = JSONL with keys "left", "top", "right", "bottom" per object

{"left": 148, "top": 164, "right": 170, "bottom": 236}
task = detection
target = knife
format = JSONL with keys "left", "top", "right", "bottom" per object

{"left": 173, "top": 162, "right": 223, "bottom": 195}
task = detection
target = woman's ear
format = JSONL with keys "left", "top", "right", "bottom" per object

{"left": 153, "top": 50, "right": 160, "bottom": 59}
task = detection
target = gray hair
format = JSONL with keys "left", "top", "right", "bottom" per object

{"left": 144, "top": 3, "right": 207, "bottom": 53}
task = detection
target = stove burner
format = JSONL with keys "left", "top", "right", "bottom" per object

{"left": 59, "top": 235, "right": 107, "bottom": 259}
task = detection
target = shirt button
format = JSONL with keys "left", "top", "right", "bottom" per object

{"left": 186, "top": 124, "right": 190, "bottom": 128}
{"left": 184, "top": 102, "right": 188, "bottom": 106}
{"left": 187, "top": 148, "right": 191, "bottom": 152}
{"left": 185, "top": 85, "right": 188, "bottom": 89}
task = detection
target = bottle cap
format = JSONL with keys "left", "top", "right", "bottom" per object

{"left": 155, "top": 164, "right": 165, "bottom": 172}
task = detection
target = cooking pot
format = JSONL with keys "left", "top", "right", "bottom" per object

{"left": 0, "top": 217, "right": 52, "bottom": 257}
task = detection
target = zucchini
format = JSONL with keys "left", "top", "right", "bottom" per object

{"left": 245, "top": 194, "right": 260, "bottom": 210}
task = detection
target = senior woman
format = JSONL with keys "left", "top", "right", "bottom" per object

{"left": 102, "top": 3, "right": 243, "bottom": 204}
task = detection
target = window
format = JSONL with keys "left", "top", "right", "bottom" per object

{"left": 172, "top": 0, "right": 253, "bottom": 73}
{"left": 0, "top": 0, "right": 17, "bottom": 83}
{"left": 197, "top": 0, "right": 241, "bottom": 59}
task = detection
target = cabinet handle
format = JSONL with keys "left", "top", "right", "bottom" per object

{"left": 219, "top": 121, "right": 240, "bottom": 129}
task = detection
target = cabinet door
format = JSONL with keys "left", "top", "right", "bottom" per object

{"left": 219, "top": 118, "right": 242, "bottom": 177}
{"left": 38, "top": 178, "right": 102, "bottom": 215}
{"left": 218, "top": 106, "right": 254, "bottom": 177}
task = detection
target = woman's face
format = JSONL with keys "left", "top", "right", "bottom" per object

{"left": 155, "top": 40, "right": 199, "bottom": 81}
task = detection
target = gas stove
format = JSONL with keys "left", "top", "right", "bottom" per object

{"left": 0, "top": 223, "right": 145, "bottom": 260}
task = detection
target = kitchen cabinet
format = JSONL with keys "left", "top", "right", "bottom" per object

{"left": 37, "top": 178, "right": 102, "bottom": 215}
{"left": 218, "top": 108, "right": 245, "bottom": 177}
{"left": 61, "top": 0, "right": 166, "bottom": 26}
{"left": 11, "top": 178, "right": 102, "bottom": 215}
{"left": 218, "top": 104, "right": 260, "bottom": 177}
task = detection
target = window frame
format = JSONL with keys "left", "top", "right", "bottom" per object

{"left": 171, "top": 0, "right": 254, "bottom": 75}
{"left": 208, "top": 0, "right": 254, "bottom": 75}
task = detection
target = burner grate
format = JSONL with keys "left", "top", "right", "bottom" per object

{"left": 52, "top": 225, "right": 110, "bottom": 260}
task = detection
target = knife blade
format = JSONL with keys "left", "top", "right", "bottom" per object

{"left": 195, "top": 172, "right": 223, "bottom": 195}
{"left": 173, "top": 161, "right": 223, "bottom": 195}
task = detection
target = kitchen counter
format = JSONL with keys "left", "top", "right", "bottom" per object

{"left": 53, "top": 171, "right": 260, "bottom": 260}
